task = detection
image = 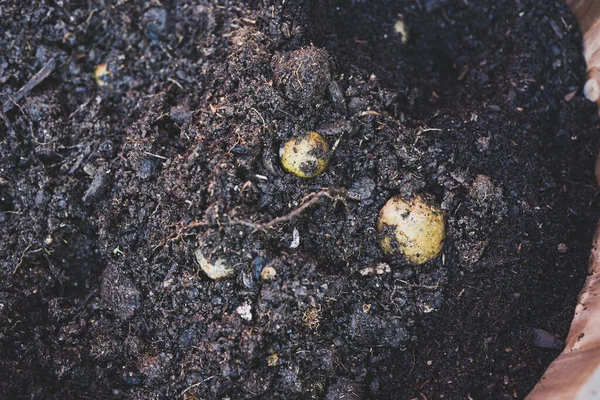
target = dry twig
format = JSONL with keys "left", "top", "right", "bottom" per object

{"left": 164, "top": 188, "right": 342, "bottom": 244}
{"left": 3, "top": 58, "right": 56, "bottom": 114}
{"left": 230, "top": 189, "right": 337, "bottom": 230}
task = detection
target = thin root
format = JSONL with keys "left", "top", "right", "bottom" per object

{"left": 165, "top": 189, "right": 342, "bottom": 244}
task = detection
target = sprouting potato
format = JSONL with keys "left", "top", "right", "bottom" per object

{"left": 280, "top": 131, "right": 330, "bottom": 178}
{"left": 377, "top": 195, "right": 445, "bottom": 265}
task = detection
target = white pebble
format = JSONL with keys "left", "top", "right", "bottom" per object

{"left": 236, "top": 302, "right": 252, "bottom": 321}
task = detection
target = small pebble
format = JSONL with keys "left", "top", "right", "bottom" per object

{"left": 236, "top": 302, "right": 252, "bottom": 321}
{"left": 290, "top": 228, "right": 300, "bottom": 249}
{"left": 531, "top": 328, "right": 563, "bottom": 350}
{"left": 252, "top": 257, "right": 270, "bottom": 280}
{"left": 143, "top": 8, "right": 167, "bottom": 38}
{"left": 359, "top": 263, "right": 391, "bottom": 276}
{"left": 267, "top": 353, "right": 279, "bottom": 366}
{"left": 260, "top": 266, "right": 277, "bottom": 281}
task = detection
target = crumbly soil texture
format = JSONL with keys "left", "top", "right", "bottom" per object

{"left": 1, "top": 0, "right": 599, "bottom": 399}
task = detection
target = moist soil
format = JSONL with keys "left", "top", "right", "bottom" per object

{"left": 1, "top": 0, "right": 599, "bottom": 399}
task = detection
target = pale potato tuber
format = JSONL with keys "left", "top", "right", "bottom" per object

{"left": 280, "top": 131, "right": 330, "bottom": 178}
{"left": 377, "top": 195, "right": 446, "bottom": 265}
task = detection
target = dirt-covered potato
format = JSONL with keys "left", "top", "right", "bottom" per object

{"left": 272, "top": 46, "right": 332, "bottom": 108}
{"left": 194, "top": 247, "right": 235, "bottom": 280}
{"left": 377, "top": 195, "right": 446, "bottom": 265}
{"left": 280, "top": 131, "right": 330, "bottom": 178}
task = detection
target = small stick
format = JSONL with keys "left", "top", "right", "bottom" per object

{"left": 0, "top": 108, "right": 11, "bottom": 130}
{"left": 3, "top": 58, "right": 56, "bottom": 114}
{"left": 230, "top": 189, "right": 335, "bottom": 230}
{"left": 167, "top": 189, "right": 340, "bottom": 244}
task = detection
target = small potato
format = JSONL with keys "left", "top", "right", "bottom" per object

{"left": 280, "top": 131, "right": 330, "bottom": 178}
{"left": 377, "top": 195, "right": 445, "bottom": 265}
{"left": 194, "top": 247, "right": 235, "bottom": 280}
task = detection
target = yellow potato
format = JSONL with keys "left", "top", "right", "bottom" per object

{"left": 377, "top": 195, "right": 445, "bottom": 265}
{"left": 94, "top": 64, "right": 110, "bottom": 86}
{"left": 280, "top": 131, "right": 330, "bottom": 178}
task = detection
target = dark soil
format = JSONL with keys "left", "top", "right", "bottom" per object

{"left": 1, "top": 0, "right": 599, "bottom": 399}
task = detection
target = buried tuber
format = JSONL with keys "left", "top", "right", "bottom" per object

{"left": 377, "top": 195, "right": 446, "bottom": 265}
{"left": 194, "top": 247, "right": 235, "bottom": 280}
{"left": 280, "top": 131, "right": 330, "bottom": 178}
